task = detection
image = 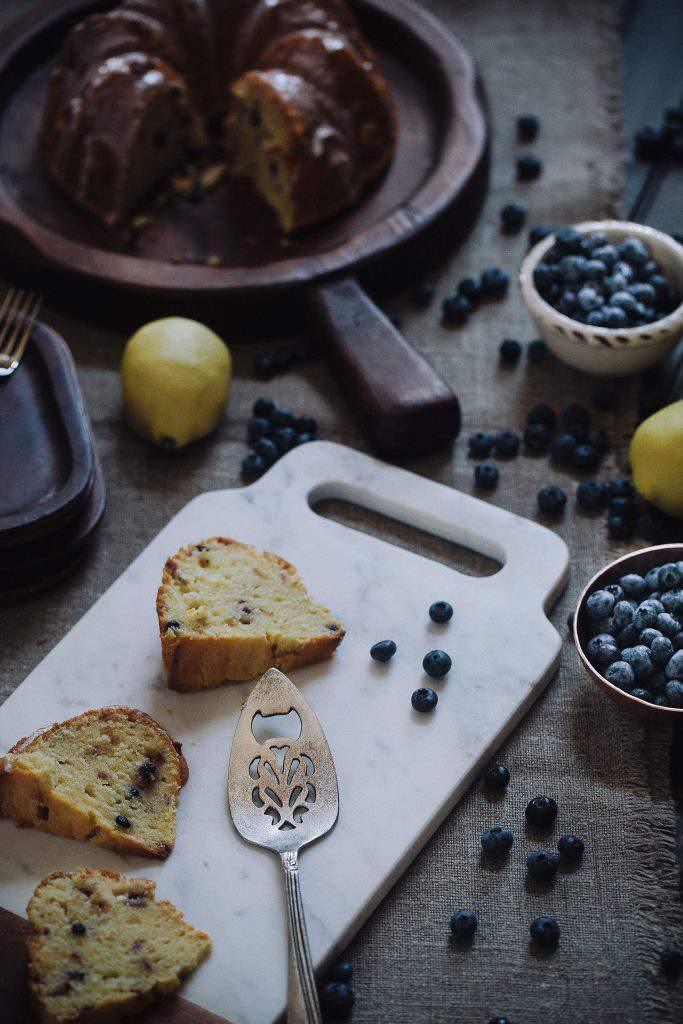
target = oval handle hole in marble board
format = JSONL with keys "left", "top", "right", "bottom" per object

{"left": 311, "top": 497, "right": 502, "bottom": 578}
{"left": 251, "top": 708, "right": 302, "bottom": 743}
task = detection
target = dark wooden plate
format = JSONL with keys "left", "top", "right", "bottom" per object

{"left": 0, "top": 321, "right": 95, "bottom": 547}
{"left": 0, "top": 0, "right": 488, "bottom": 456}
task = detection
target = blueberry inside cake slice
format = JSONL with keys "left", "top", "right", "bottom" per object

{"left": 0, "top": 707, "right": 187, "bottom": 859}
{"left": 157, "top": 537, "right": 346, "bottom": 690}
{"left": 28, "top": 868, "right": 211, "bottom": 1024}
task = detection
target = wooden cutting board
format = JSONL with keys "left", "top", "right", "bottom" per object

{"left": 0, "top": 442, "right": 568, "bottom": 1023}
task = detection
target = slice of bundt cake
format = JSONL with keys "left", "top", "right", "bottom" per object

{"left": 0, "top": 708, "right": 188, "bottom": 859}
{"left": 27, "top": 868, "right": 211, "bottom": 1024}
{"left": 157, "top": 537, "right": 346, "bottom": 689}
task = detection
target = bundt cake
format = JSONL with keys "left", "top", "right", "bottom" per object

{"left": 42, "top": 0, "right": 396, "bottom": 231}
{"left": 157, "top": 537, "right": 346, "bottom": 689}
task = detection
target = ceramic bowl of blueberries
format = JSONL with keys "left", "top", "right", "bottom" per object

{"left": 520, "top": 221, "right": 683, "bottom": 376}
{"left": 574, "top": 544, "right": 683, "bottom": 719}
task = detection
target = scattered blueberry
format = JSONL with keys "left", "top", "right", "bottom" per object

{"left": 493, "top": 429, "right": 520, "bottom": 458}
{"left": 526, "top": 851, "right": 559, "bottom": 883}
{"left": 468, "top": 431, "right": 494, "bottom": 458}
{"left": 481, "top": 826, "right": 513, "bottom": 858}
{"left": 537, "top": 486, "right": 567, "bottom": 517}
{"left": 442, "top": 293, "right": 471, "bottom": 326}
{"left": 412, "top": 687, "right": 438, "bottom": 712}
{"left": 586, "top": 428, "right": 609, "bottom": 454}
{"left": 517, "top": 154, "right": 543, "bottom": 180}
{"left": 608, "top": 515, "right": 634, "bottom": 541}
{"left": 458, "top": 276, "right": 484, "bottom": 306}
{"left": 450, "top": 909, "right": 478, "bottom": 939}
{"left": 530, "top": 915, "right": 560, "bottom": 949}
{"left": 576, "top": 479, "right": 608, "bottom": 511}
{"left": 412, "top": 282, "right": 435, "bottom": 308}
{"left": 248, "top": 417, "right": 271, "bottom": 444}
{"left": 253, "top": 397, "right": 275, "bottom": 419}
{"left": 527, "top": 404, "right": 557, "bottom": 431}
{"left": 528, "top": 339, "right": 548, "bottom": 363}
{"left": 475, "top": 463, "right": 500, "bottom": 489}
{"left": 517, "top": 114, "right": 540, "bottom": 142}
{"left": 501, "top": 202, "right": 526, "bottom": 233}
{"left": 370, "top": 640, "right": 397, "bottom": 662}
{"left": 525, "top": 796, "right": 558, "bottom": 828}
{"left": 274, "top": 426, "right": 297, "bottom": 454}
{"left": 320, "top": 981, "right": 355, "bottom": 1016}
{"left": 241, "top": 452, "right": 266, "bottom": 481}
{"left": 524, "top": 423, "right": 551, "bottom": 455}
{"left": 484, "top": 764, "right": 510, "bottom": 791}
{"left": 529, "top": 225, "right": 552, "bottom": 247}
{"left": 423, "top": 650, "right": 451, "bottom": 678}
{"left": 328, "top": 962, "right": 353, "bottom": 984}
{"left": 273, "top": 407, "right": 295, "bottom": 429}
{"left": 499, "top": 338, "right": 522, "bottom": 366}
{"left": 573, "top": 444, "right": 600, "bottom": 471}
{"left": 429, "top": 601, "right": 453, "bottom": 624}
{"left": 297, "top": 415, "right": 318, "bottom": 436}
{"left": 481, "top": 267, "right": 510, "bottom": 299}
{"left": 557, "top": 835, "right": 584, "bottom": 862}
{"left": 551, "top": 434, "right": 577, "bottom": 465}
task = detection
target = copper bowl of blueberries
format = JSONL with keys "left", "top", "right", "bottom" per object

{"left": 520, "top": 221, "right": 683, "bottom": 376}
{"left": 574, "top": 545, "right": 683, "bottom": 719}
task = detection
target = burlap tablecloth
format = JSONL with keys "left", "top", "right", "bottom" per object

{"left": 2, "top": 0, "right": 682, "bottom": 1021}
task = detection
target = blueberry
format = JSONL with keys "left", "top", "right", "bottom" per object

{"left": 411, "top": 687, "right": 438, "bottom": 712}
{"left": 115, "top": 814, "right": 131, "bottom": 829}
{"left": 481, "top": 267, "right": 510, "bottom": 299}
{"left": 593, "top": 244, "right": 618, "bottom": 268}
{"left": 253, "top": 353, "right": 273, "bottom": 379}
{"left": 252, "top": 397, "right": 275, "bottom": 419}
{"left": 320, "top": 981, "right": 354, "bottom": 1015}
{"left": 526, "top": 850, "right": 558, "bottom": 882}
{"left": 296, "top": 433, "right": 315, "bottom": 446}
{"left": 616, "top": 623, "right": 640, "bottom": 649}
{"left": 450, "top": 908, "right": 478, "bottom": 939}
{"left": 429, "top": 601, "right": 453, "bottom": 624}
{"left": 248, "top": 417, "right": 271, "bottom": 445}
{"left": 559, "top": 255, "right": 586, "bottom": 284}
{"left": 610, "top": 290, "right": 641, "bottom": 320}
{"left": 529, "top": 915, "right": 560, "bottom": 949}
{"left": 577, "top": 286, "right": 602, "bottom": 313}
{"left": 659, "top": 563, "right": 682, "bottom": 591}
{"left": 573, "top": 444, "right": 600, "bottom": 471}
{"left": 328, "top": 962, "right": 353, "bottom": 984}
{"left": 557, "top": 835, "right": 584, "bottom": 862}
{"left": 517, "top": 114, "right": 540, "bottom": 141}
{"left": 412, "top": 282, "right": 435, "bottom": 308}
{"left": 481, "top": 826, "right": 513, "bottom": 857}
{"left": 527, "top": 404, "right": 557, "bottom": 431}
{"left": 661, "top": 589, "right": 683, "bottom": 616}
{"left": 586, "top": 590, "right": 615, "bottom": 618}
{"left": 252, "top": 434, "right": 276, "bottom": 462}
{"left": 585, "top": 310, "right": 608, "bottom": 327}
{"left": 537, "top": 485, "right": 567, "bottom": 517}
{"left": 517, "top": 154, "right": 542, "bottom": 180}
{"left": 71, "top": 922, "right": 87, "bottom": 935}
{"left": 618, "top": 236, "right": 649, "bottom": 267}
{"left": 442, "top": 293, "right": 471, "bottom": 326}
{"left": 604, "top": 583, "right": 624, "bottom": 603}
{"left": 554, "top": 228, "right": 583, "bottom": 255}
{"left": 533, "top": 263, "right": 558, "bottom": 295}
{"left": 675, "top": 633, "right": 683, "bottom": 652}
{"left": 560, "top": 403, "right": 590, "bottom": 437}
{"left": 468, "top": 431, "right": 494, "bottom": 458}
{"left": 645, "top": 566, "right": 662, "bottom": 591}
{"left": 576, "top": 479, "right": 607, "bottom": 511}
{"left": 613, "top": 259, "right": 636, "bottom": 282}
{"left": 612, "top": 600, "right": 636, "bottom": 630}
{"left": 651, "top": 636, "right": 675, "bottom": 667}
{"left": 604, "top": 661, "right": 635, "bottom": 690}
{"left": 634, "top": 602, "right": 662, "bottom": 631}
{"left": 650, "top": 275, "right": 679, "bottom": 312}
{"left": 499, "top": 337, "right": 522, "bottom": 365}
{"left": 525, "top": 795, "right": 558, "bottom": 828}
{"left": 628, "top": 282, "right": 656, "bottom": 306}
{"left": 493, "top": 429, "right": 520, "bottom": 458}
{"left": 528, "top": 339, "right": 548, "bottom": 363}
{"left": 296, "top": 415, "right": 318, "bottom": 436}
{"left": 551, "top": 434, "right": 577, "bottom": 465}
{"left": 658, "top": 613, "right": 681, "bottom": 639}
{"left": 567, "top": 611, "right": 575, "bottom": 632}
{"left": 650, "top": 671, "right": 668, "bottom": 695}
{"left": 501, "top": 202, "right": 526, "bottom": 232}
{"left": 370, "top": 640, "right": 397, "bottom": 662}
{"left": 660, "top": 947, "right": 683, "bottom": 979}
{"left": 608, "top": 497, "right": 636, "bottom": 520}
{"left": 273, "top": 407, "right": 295, "bottom": 429}
{"left": 582, "top": 259, "right": 607, "bottom": 282}
{"left": 559, "top": 291, "right": 579, "bottom": 317}
{"left": 602, "top": 305, "right": 630, "bottom": 329}
{"left": 523, "top": 423, "right": 551, "bottom": 454}
{"left": 621, "top": 645, "right": 654, "bottom": 680}
{"left": 474, "top": 462, "right": 500, "bottom": 490}
{"left": 665, "top": 681, "right": 683, "bottom": 707}
{"left": 608, "top": 478, "right": 634, "bottom": 500}
{"left": 274, "top": 427, "right": 297, "bottom": 454}
{"left": 665, "top": 651, "right": 683, "bottom": 680}
{"left": 423, "top": 650, "right": 451, "bottom": 678}
{"left": 528, "top": 225, "right": 552, "bottom": 247}
{"left": 619, "top": 573, "right": 648, "bottom": 600}
{"left": 639, "top": 628, "right": 663, "bottom": 648}
{"left": 630, "top": 688, "right": 654, "bottom": 702}
{"left": 457, "top": 276, "right": 484, "bottom": 306}
{"left": 484, "top": 764, "right": 510, "bottom": 791}
{"left": 584, "top": 231, "right": 609, "bottom": 251}
{"left": 241, "top": 452, "right": 266, "bottom": 481}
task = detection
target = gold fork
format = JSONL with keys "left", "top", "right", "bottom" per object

{"left": 0, "top": 287, "right": 43, "bottom": 378}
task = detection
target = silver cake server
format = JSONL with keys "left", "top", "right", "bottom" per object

{"left": 228, "top": 668, "right": 339, "bottom": 1024}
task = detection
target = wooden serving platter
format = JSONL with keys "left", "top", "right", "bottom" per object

{"left": 0, "top": 0, "right": 488, "bottom": 457}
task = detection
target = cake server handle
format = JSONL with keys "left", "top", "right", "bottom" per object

{"left": 281, "top": 850, "right": 322, "bottom": 1024}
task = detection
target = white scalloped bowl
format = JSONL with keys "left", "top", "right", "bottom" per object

{"left": 520, "top": 220, "right": 683, "bottom": 376}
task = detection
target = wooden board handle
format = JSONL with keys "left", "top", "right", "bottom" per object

{"left": 309, "top": 277, "right": 460, "bottom": 457}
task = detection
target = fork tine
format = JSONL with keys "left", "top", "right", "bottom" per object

{"left": 0, "top": 288, "right": 24, "bottom": 352}
{"left": 10, "top": 292, "right": 43, "bottom": 366}
{"left": 0, "top": 286, "right": 16, "bottom": 330}
{"left": 1, "top": 290, "right": 33, "bottom": 361}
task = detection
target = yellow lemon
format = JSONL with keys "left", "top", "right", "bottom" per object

{"left": 630, "top": 399, "right": 683, "bottom": 518}
{"left": 121, "top": 317, "right": 231, "bottom": 449}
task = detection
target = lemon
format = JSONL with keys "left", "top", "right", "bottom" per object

{"left": 121, "top": 317, "right": 231, "bottom": 449}
{"left": 630, "top": 400, "right": 683, "bottom": 518}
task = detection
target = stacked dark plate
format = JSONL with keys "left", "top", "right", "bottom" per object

{"left": 0, "top": 321, "right": 105, "bottom": 601}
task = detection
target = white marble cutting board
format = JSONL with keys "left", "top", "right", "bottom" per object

{"left": 0, "top": 441, "right": 568, "bottom": 1023}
